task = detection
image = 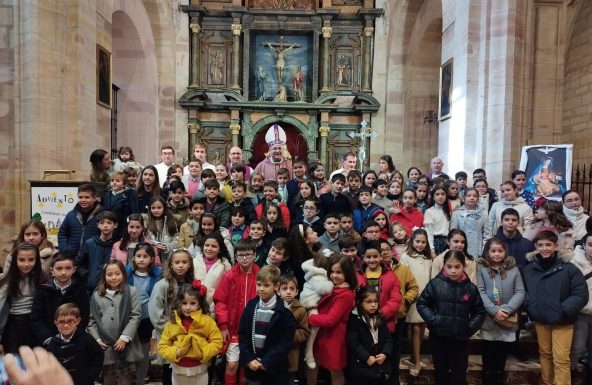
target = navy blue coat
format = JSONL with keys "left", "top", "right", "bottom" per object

{"left": 57, "top": 204, "right": 103, "bottom": 256}
{"left": 522, "top": 254, "right": 588, "bottom": 325}
{"left": 319, "top": 192, "right": 352, "bottom": 218}
{"left": 494, "top": 227, "right": 535, "bottom": 269}
{"left": 76, "top": 235, "right": 117, "bottom": 291}
{"left": 30, "top": 279, "right": 90, "bottom": 345}
{"left": 238, "top": 295, "right": 296, "bottom": 384}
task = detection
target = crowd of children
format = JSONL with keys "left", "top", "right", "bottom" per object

{"left": 2, "top": 140, "right": 592, "bottom": 385}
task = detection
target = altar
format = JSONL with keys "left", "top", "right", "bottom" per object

{"left": 179, "top": 0, "right": 382, "bottom": 170}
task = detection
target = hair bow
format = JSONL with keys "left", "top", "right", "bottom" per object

{"left": 271, "top": 199, "right": 281, "bottom": 207}
{"left": 322, "top": 248, "right": 332, "bottom": 258}
{"left": 191, "top": 280, "right": 207, "bottom": 297}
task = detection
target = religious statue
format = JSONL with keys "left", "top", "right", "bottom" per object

{"left": 210, "top": 50, "right": 224, "bottom": 84}
{"left": 256, "top": 65, "right": 267, "bottom": 101}
{"left": 292, "top": 65, "right": 304, "bottom": 102}
{"left": 336, "top": 54, "right": 352, "bottom": 86}
{"left": 274, "top": 84, "right": 287, "bottom": 102}
{"left": 266, "top": 38, "right": 297, "bottom": 83}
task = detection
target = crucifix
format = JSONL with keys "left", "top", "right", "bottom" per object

{"left": 263, "top": 36, "right": 301, "bottom": 84}
{"left": 347, "top": 120, "right": 378, "bottom": 172}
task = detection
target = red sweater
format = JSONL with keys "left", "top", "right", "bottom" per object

{"left": 390, "top": 207, "right": 424, "bottom": 236}
{"left": 255, "top": 201, "right": 291, "bottom": 231}
{"left": 309, "top": 287, "right": 355, "bottom": 371}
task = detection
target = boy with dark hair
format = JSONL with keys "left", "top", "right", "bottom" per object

{"left": 265, "top": 237, "right": 292, "bottom": 275}
{"left": 522, "top": 231, "right": 588, "bottom": 385}
{"left": 356, "top": 241, "right": 402, "bottom": 335}
{"left": 339, "top": 235, "right": 361, "bottom": 267}
{"left": 319, "top": 213, "right": 342, "bottom": 252}
{"left": 343, "top": 170, "right": 362, "bottom": 210}
{"left": 319, "top": 173, "right": 352, "bottom": 218}
{"left": 286, "top": 159, "right": 308, "bottom": 208}
{"left": 232, "top": 181, "right": 256, "bottom": 223}
{"left": 166, "top": 178, "right": 190, "bottom": 229}
{"left": 352, "top": 186, "right": 383, "bottom": 233}
{"left": 455, "top": 171, "right": 468, "bottom": 200}
{"left": 46, "top": 303, "right": 104, "bottom": 385}
{"left": 76, "top": 210, "right": 118, "bottom": 292}
{"left": 238, "top": 265, "right": 296, "bottom": 385}
{"left": 371, "top": 178, "right": 391, "bottom": 210}
{"left": 229, "top": 206, "right": 250, "bottom": 247}
{"left": 255, "top": 180, "right": 291, "bottom": 230}
{"left": 277, "top": 168, "right": 290, "bottom": 204}
{"left": 215, "top": 239, "right": 261, "bottom": 385}
{"left": 249, "top": 219, "right": 269, "bottom": 267}
{"left": 31, "top": 252, "right": 90, "bottom": 346}
{"left": 340, "top": 213, "right": 361, "bottom": 242}
{"left": 204, "top": 178, "right": 231, "bottom": 227}
{"left": 178, "top": 197, "right": 205, "bottom": 248}
{"left": 58, "top": 183, "right": 103, "bottom": 256}
{"left": 494, "top": 208, "right": 535, "bottom": 269}
{"left": 277, "top": 274, "right": 310, "bottom": 385}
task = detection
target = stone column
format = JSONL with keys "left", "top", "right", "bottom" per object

{"left": 230, "top": 123, "right": 241, "bottom": 147}
{"left": 321, "top": 25, "right": 332, "bottom": 93}
{"left": 319, "top": 125, "right": 330, "bottom": 166}
{"left": 190, "top": 22, "right": 201, "bottom": 86}
{"left": 231, "top": 22, "right": 242, "bottom": 90}
{"left": 361, "top": 26, "right": 374, "bottom": 92}
{"left": 188, "top": 123, "right": 200, "bottom": 159}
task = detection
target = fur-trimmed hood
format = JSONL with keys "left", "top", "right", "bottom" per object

{"left": 477, "top": 255, "right": 517, "bottom": 270}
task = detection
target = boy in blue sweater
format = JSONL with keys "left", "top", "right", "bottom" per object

{"left": 239, "top": 265, "right": 296, "bottom": 385}
{"left": 352, "top": 186, "right": 382, "bottom": 234}
{"left": 58, "top": 183, "right": 102, "bottom": 256}
{"left": 76, "top": 210, "right": 118, "bottom": 292}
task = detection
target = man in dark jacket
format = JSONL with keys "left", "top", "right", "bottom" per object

{"left": 522, "top": 231, "right": 588, "bottom": 385}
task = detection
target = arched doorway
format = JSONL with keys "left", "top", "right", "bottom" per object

{"left": 250, "top": 123, "right": 309, "bottom": 166}
{"left": 111, "top": 0, "right": 158, "bottom": 165}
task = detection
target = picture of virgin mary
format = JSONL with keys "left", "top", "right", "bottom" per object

{"left": 526, "top": 156, "right": 564, "bottom": 197}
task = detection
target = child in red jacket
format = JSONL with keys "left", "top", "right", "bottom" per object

{"left": 389, "top": 189, "right": 424, "bottom": 237}
{"left": 213, "top": 239, "right": 260, "bottom": 385}
{"left": 307, "top": 255, "right": 357, "bottom": 385}
{"left": 356, "top": 240, "right": 402, "bottom": 334}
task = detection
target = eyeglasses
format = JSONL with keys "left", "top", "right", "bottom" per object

{"left": 56, "top": 319, "right": 78, "bottom": 326}
{"left": 303, "top": 206, "right": 317, "bottom": 211}
{"left": 236, "top": 253, "right": 254, "bottom": 260}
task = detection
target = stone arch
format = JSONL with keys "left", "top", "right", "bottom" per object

{"left": 562, "top": 0, "right": 592, "bottom": 165}
{"left": 403, "top": 0, "right": 442, "bottom": 171}
{"left": 112, "top": 0, "right": 159, "bottom": 165}
{"left": 382, "top": 0, "right": 442, "bottom": 172}
{"left": 244, "top": 115, "right": 312, "bottom": 165}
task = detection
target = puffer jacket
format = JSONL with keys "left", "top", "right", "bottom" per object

{"left": 417, "top": 271, "right": 485, "bottom": 340}
{"left": 57, "top": 203, "right": 103, "bottom": 255}
{"left": 213, "top": 263, "right": 260, "bottom": 337}
{"left": 570, "top": 246, "right": 592, "bottom": 315}
{"left": 522, "top": 253, "right": 588, "bottom": 324}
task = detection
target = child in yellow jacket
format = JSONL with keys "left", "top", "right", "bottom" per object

{"left": 158, "top": 280, "right": 223, "bottom": 385}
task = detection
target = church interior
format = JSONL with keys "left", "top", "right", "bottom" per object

{"left": 3, "top": 0, "right": 592, "bottom": 241}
